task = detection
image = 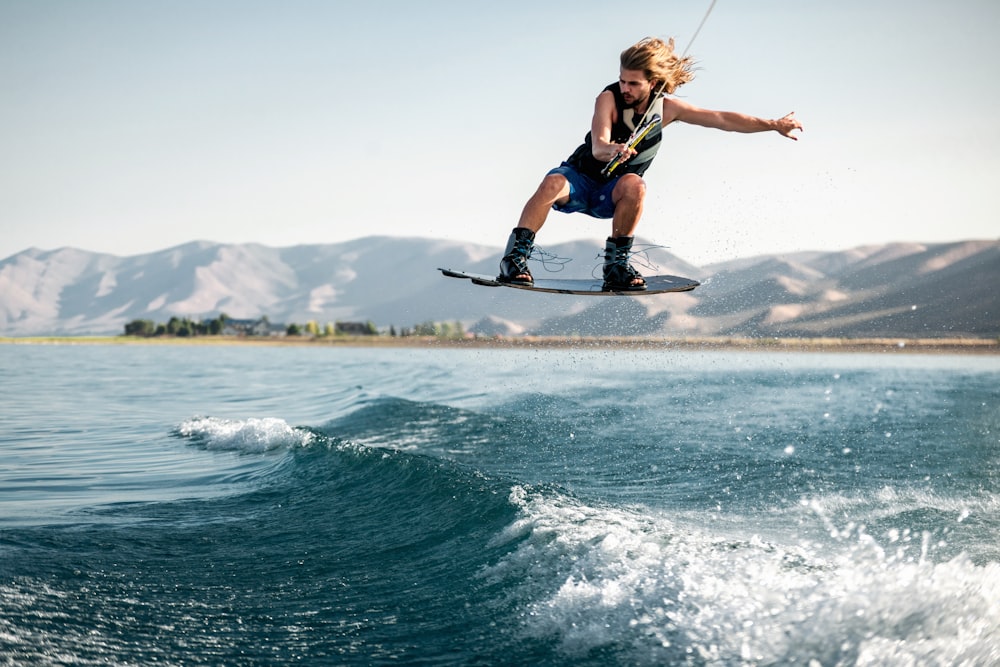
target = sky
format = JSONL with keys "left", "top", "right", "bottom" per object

{"left": 1, "top": 0, "right": 998, "bottom": 266}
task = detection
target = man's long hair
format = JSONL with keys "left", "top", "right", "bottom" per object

{"left": 620, "top": 37, "right": 695, "bottom": 94}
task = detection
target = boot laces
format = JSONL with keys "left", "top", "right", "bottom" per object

{"left": 594, "top": 242, "right": 670, "bottom": 280}
{"left": 508, "top": 242, "right": 571, "bottom": 273}
{"left": 510, "top": 236, "right": 533, "bottom": 259}
{"left": 611, "top": 245, "right": 633, "bottom": 268}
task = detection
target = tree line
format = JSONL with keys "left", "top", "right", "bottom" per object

{"left": 123, "top": 315, "right": 466, "bottom": 338}
{"left": 124, "top": 315, "right": 226, "bottom": 337}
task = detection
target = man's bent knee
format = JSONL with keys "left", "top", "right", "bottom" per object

{"left": 613, "top": 174, "right": 646, "bottom": 201}
{"left": 536, "top": 173, "right": 571, "bottom": 203}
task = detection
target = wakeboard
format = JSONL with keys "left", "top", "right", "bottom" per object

{"left": 439, "top": 268, "right": 699, "bottom": 296}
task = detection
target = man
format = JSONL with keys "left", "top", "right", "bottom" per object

{"left": 498, "top": 36, "right": 803, "bottom": 291}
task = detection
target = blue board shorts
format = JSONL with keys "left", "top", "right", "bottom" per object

{"left": 548, "top": 163, "right": 619, "bottom": 219}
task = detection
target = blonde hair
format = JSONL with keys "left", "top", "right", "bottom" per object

{"left": 620, "top": 37, "right": 695, "bottom": 94}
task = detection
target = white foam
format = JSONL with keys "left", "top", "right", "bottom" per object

{"left": 803, "top": 485, "right": 1000, "bottom": 530}
{"left": 486, "top": 485, "right": 1000, "bottom": 665}
{"left": 176, "top": 416, "right": 314, "bottom": 452}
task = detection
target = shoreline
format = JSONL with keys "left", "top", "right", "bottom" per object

{"left": 2, "top": 335, "right": 998, "bottom": 355}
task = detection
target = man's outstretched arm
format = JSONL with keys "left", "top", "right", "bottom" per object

{"left": 663, "top": 97, "right": 803, "bottom": 140}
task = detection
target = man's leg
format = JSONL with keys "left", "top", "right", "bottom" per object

{"left": 610, "top": 173, "right": 645, "bottom": 237}
{"left": 605, "top": 174, "right": 647, "bottom": 290}
{"left": 499, "top": 174, "right": 571, "bottom": 284}
{"left": 517, "top": 173, "right": 571, "bottom": 232}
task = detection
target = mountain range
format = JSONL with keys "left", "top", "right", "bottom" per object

{"left": 1, "top": 236, "right": 997, "bottom": 338}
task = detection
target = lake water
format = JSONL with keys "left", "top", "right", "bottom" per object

{"left": 1, "top": 342, "right": 998, "bottom": 665}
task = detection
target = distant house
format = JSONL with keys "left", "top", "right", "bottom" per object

{"left": 222, "top": 318, "right": 281, "bottom": 336}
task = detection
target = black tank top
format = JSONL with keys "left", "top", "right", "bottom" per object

{"left": 565, "top": 83, "right": 663, "bottom": 181}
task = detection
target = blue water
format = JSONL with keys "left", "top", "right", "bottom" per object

{"left": 1, "top": 343, "right": 998, "bottom": 665}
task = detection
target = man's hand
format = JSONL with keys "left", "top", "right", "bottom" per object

{"left": 605, "top": 142, "right": 637, "bottom": 162}
{"left": 774, "top": 112, "right": 803, "bottom": 140}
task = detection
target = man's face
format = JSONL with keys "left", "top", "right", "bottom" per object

{"left": 618, "top": 68, "right": 653, "bottom": 108}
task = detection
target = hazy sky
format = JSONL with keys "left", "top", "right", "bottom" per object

{"left": 2, "top": 0, "right": 998, "bottom": 265}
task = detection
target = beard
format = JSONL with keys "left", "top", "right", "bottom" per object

{"left": 622, "top": 92, "right": 648, "bottom": 109}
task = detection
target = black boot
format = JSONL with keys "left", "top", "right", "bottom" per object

{"left": 603, "top": 236, "right": 647, "bottom": 291}
{"left": 498, "top": 228, "right": 535, "bottom": 285}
